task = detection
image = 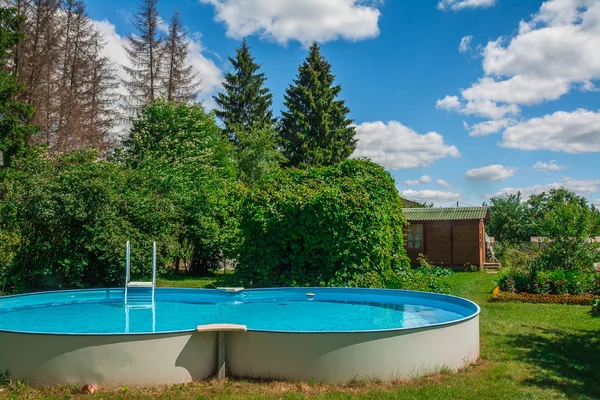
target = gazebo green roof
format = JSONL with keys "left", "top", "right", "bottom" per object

{"left": 401, "top": 207, "right": 489, "bottom": 221}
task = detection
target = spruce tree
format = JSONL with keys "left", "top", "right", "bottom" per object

{"left": 0, "top": 7, "right": 37, "bottom": 166}
{"left": 214, "top": 38, "right": 274, "bottom": 145}
{"left": 122, "top": 0, "right": 163, "bottom": 115}
{"left": 279, "top": 42, "right": 356, "bottom": 168}
{"left": 163, "top": 10, "right": 200, "bottom": 102}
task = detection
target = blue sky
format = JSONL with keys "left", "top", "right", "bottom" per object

{"left": 88, "top": 0, "right": 600, "bottom": 207}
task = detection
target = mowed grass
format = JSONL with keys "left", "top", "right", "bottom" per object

{"left": 2, "top": 272, "right": 599, "bottom": 400}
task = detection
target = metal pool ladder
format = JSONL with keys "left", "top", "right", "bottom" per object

{"left": 124, "top": 241, "right": 157, "bottom": 333}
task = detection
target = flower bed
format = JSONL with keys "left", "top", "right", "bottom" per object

{"left": 491, "top": 286, "right": 598, "bottom": 305}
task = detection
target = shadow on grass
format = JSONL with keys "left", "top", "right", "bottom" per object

{"left": 506, "top": 327, "right": 600, "bottom": 399}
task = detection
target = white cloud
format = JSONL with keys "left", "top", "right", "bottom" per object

{"left": 438, "top": 0, "right": 496, "bottom": 11}
{"left": 594, "top": 199, "right": 600, "bottom": 207}
{"left": 93, "top": 19, "right": 223, "bottom": 105}
{"left": 466, "top": 164, "right": 517, "bottom": 181}
{"left": 494, "top": 178, "right": 600, "bottom": 197}
{"left": 461, "top": 76, "right": 571, "bottom": 106}
{"left": 459, "top": 35, "right": 473, "bottom": 53}
{"left": 438, "top": 179, "right": 452, "bottom": 188}
{"left": 401, "top": 189, "right": 461, "bottom": 203}
{"left": 501, "top": 109, "right": 600, "bottom": 153}
{"left": 462, "top": 99, "right": 520, "bottom": 120}
{"left": 533, "top": 160, "right": 566, "bottom": 171}
{"left": 436, "top": 95, "right": 519, "bottom": 120}
{"left": 353, "top": 121, "right": 461, "bottom": 169}
{"left": 436, "top": 95, "right": 462, "bottom": 110}
{"left": 404, "top": 175, "right": 432, "bottom": 185}
{"left": 198, "top": 0, "right": 381, "bottom": 45}
{"left": 465, "top": 118, "right": 515, "bottom": 137}
{"left": 437, "top": 0, "right": 600, "bottom": 129}
{"left": 482, "top": 1, "right": 600, "bottom": 81}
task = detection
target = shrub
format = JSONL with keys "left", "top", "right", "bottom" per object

{"left": 415, "top": 254, "right": 453, "bottom": 277}
{"left": 498, "top": 268, "right": 532, "bottom": 294}
{"left": 384, "top": 269, "right": 449, "bottom": 294}
{"left": 235, "top": 159, "right": 411, "bottom": 288}
{"left": 2, "top": 149, "right": 182, "bottom": 291}
{"left": 495, "top": 242, "right": 540, "bottom": 270}
{"left": 592, "top": 297, "right": 600, "bottom": 316}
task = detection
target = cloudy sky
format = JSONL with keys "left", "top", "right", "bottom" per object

{"left": 87, "top": 0, "right": 600, "bottom": 207}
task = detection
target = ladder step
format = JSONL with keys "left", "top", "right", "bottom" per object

{"left": 126, "top": 281, "right": 154, "bottom": 288}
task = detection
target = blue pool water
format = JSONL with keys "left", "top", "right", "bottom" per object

{"left": 0, "top": 288, "right": 478, "bottom": 334}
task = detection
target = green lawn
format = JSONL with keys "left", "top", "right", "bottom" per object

{"left": 2, "top": 272, "right": 599, "bottom": 400}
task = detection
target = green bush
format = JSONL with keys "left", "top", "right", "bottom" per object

{"left": 498, "top": 268, "right": 532, "bottom": 294}
{"left": 591, "top": 298, "right": 600, "bottom": 316}
{"left": 1, "top": 148, "right": 182, "bottom": 291}
{"left": 498, "top": 265, "right": 599, "bottom": 295}
{"left": 235, "top": 159, "right": 411, "bottom": 288}
{"left": 415, "top": 254, "right": 453, "bottom": 277}
{"left": 384, "top": 269, "right": 449, "bottom": 294}
{"left": 0, "top": 101, "right": 241, "bottom": 292}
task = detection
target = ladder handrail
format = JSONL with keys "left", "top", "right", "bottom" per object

{"left": 125, "top": 241, "right": 131, "bottom": 284}
{"left": 152, "top": 241, "right": 157, "bottom": 287}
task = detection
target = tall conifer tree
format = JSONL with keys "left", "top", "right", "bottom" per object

{"left": 214, "top": 38, "right": 274, "bottom": 145}
{"left": 162, "top": 10, "right": 200, "bottom": 102}
{"left": 122, "top": 0, "right": 163, "bottom": 115}
{"left": 214, "top": 39, "right": 282, "bottom": 185}
{"left": 279, "top": 42, "right": 356, "bottom": 168}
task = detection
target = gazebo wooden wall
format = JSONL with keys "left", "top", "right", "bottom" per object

{"left": 402, "top": 207, "right": 489, "bottom": 268}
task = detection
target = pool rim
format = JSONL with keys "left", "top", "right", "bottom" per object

{"left": 0, "top": 287, "right": 481, "bottom": 336}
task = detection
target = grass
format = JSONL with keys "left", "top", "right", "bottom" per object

{"left": 1, "top": 272, "right": 599, "bottom": 399}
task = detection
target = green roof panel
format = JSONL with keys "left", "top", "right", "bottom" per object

{"left": 401, "top": 207, "right": 489, "bottom": 221}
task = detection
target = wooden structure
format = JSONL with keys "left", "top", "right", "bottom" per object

{"left": 402, "top": 207, "right": 490, "bottom": 268}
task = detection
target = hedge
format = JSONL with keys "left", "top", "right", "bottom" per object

{"left": 235, "top": 159, "right": 411, "bottom": 288}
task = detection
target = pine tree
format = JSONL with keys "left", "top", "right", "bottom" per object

{"left": 213, "top": 39, "right": 282, "bottom": 184}
{"left": 0, "top": 7, "right": 38, "bottom": 166}
{"left": 279, "top": 42, "right": 357, "bottom": 168}
{"left": 214, "top": 38, "right": 274, "bottom": 145}
{"left": 162, "top": 10, "right": 200, "bottom": 102}
{"left": 122, "top": 0, "right": 163, "bottom": 115}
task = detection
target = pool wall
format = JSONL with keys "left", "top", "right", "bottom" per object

{"left": 227, "top": 316, "right": 479, "bottom": 382}
{"left": 0, "top": 331, "right": 217, "bottom": 386}
{"left": 0, "top": 288, "right": 480, "bottom": 386}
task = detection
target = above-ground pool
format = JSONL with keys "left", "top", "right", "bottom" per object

{"left": 0, "top": 288, "right": 480, "bottom": 386}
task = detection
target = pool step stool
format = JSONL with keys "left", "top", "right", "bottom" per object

{"left": 124, "top": 241, "right": 157, "bottom": 331}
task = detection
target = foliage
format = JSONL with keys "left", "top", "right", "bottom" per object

{"left": 236, "top": 159, "right": 411, "bottom": 288}
{"left": 279, "top": 42, "right": 357, "bottom": 168}
{"left": 214, "top": 38, "right": 275, "bottom": 146}
{"left": 0, "top": 7, "right": 37, "bottom": 167}
{"left": 1, "top": 148, "right": 181, "bottom": 291}
{"left": 234, "top": 125, "right": 286, "bottom": 185}
{"left": 0, "top": 100, "right": 241, "bottom": 291}
{"left": 213, "top": 39, "right": 282, "bottom": 184}
{"left": 415, "top": 254, "right": 453, "bottom": 277}
{"left": 498, "top": 264, "right": 599, "bottom": 296}
{"left": 495, "top": 242, "right": 540, "bottom": 270}
{"left": 123, "top": 99, "right": 233, "bottom": 171}
{"left": 487, "top": 192, "right": 531, "bottom": 244}
{"left": 592, "top": 297, "right": 600, "bottom": 316}
{"left": 528, "top": 188, "right": 599, "bottom": 271}
{"left": 122, "top": 100, "right": 240, "bottom": 275}
{"left": 384, "top": 268, "right": 449, "bottom": 294}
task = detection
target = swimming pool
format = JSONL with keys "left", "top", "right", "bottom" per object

{"left": 0, "top": 287, "right": 480, "bottom": 386}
